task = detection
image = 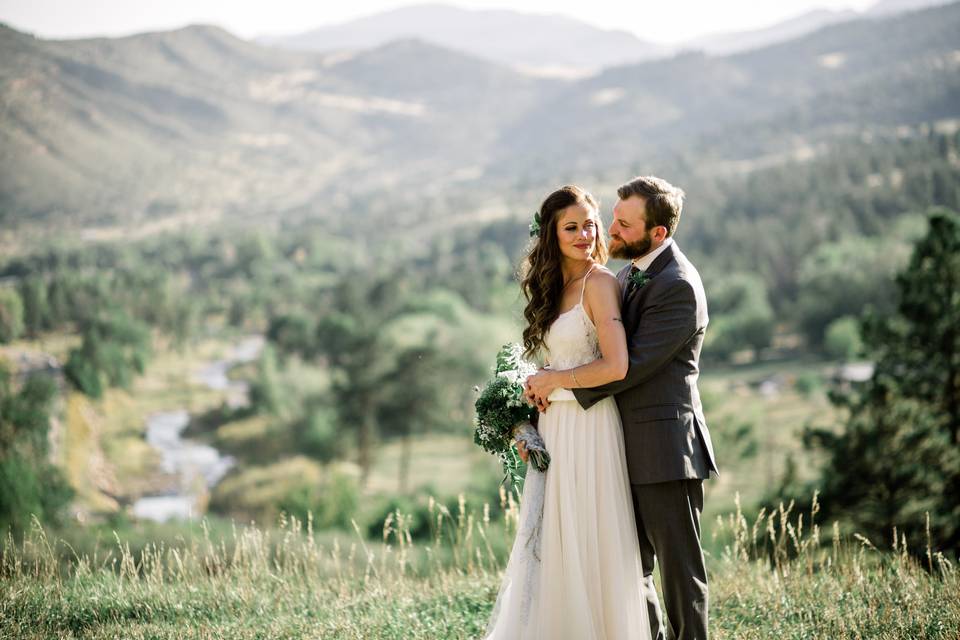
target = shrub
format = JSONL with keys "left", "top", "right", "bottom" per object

{"left": 824, "top": 316, "right": 863, "bottom": 361}
{"left": 0, "top": 288, "right": 24, "bottom": 344}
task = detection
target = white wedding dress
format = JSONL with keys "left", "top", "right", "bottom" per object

{"left": 484, "top": 268, "right": 651, "bottom": 640}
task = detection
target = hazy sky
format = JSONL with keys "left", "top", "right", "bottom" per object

{"left": 0, "top": 0, "right": 878, "bottom": 44}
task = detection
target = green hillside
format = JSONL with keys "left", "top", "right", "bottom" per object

{"left": 2, "top": 3, "right": 959, "bottom": 236}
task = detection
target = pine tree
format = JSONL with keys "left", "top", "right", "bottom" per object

{"left": 0, "top": 364, "right": 73, "bottom": 536}
{"left": 18, "top": 277, "right": 50, "bottom": 337}
{"left": 0, "top": 288, "right": 24, "bottom": 344}
{"left": 807, "top": 208, "right": 960, "bottom": 557}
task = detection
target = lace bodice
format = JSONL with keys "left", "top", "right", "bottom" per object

{"left": 545, "top": 304, "right": 600, "bottom": 370}
{"left": 543, "top": 267, "right": 601, "bottom": 401}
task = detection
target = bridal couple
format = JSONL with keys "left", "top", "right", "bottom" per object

{"left": 484, "top": 176, "right": 718, "bottom": 640}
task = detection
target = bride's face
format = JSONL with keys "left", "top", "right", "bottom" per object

{"left": 555, "top": 203, "right": 599, "bottom": 263}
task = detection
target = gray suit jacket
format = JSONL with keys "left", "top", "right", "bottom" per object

{"left": 573, "top": 242, "right": 719, "bottom": 485}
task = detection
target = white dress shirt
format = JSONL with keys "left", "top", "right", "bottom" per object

{"left": 631, "top": 237, "right": 674, "bottom": 272}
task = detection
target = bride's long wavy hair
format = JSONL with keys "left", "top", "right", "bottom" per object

{"left": 520, "top": 185, "right": 607, "bottom": 358}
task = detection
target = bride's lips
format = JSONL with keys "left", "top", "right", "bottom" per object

{"left": 574, "top": 244, "right": 591, "bottom": 250}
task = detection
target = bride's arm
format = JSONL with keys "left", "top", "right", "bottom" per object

{"left": 525, "top": 271, "right": 627, "bottom": 399}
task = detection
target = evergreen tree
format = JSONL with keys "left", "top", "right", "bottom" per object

{"left": 0, "top": 288, "right": 24, "bottom": 344}
{"left": 702, "top": 272, "right": 774, "bottom": 360}
{"left": 0, "top": 364, "right": 73, "bottom": 536}
{"left": 63, "top": 311, "right": 152, "bottom": 398}
{"left": 377, "top": 339, "right": 447, "bottom": 493}
{"left": 248, "top": 344, "right": 287, "bottom": 417}
{"left": 267, "top": 312, "right": 315, "bottom": 357}
{"left": 18, "top": 277, "right": 50, "bottom": 337}
{"left": 806, "top": 208, "right": 960, "bottom": 557}
{"left": 312, "top": 272, "right": 412, "bottom": 484}
{"left": 315, "top": 305, "right": 388, "bottom": 484}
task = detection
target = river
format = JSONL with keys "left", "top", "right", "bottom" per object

{"left": 131, "top": 335, "right": 264, "bottom": 522}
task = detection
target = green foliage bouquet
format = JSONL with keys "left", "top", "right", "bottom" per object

{"left": 474, "top": 344, "right": 551, "bottom": 483}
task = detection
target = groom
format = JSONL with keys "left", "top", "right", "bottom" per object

{"left": 526, "top": 175, "right": 718, "bottom": 640}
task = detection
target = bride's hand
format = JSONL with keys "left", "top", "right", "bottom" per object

{"left": 523, "top": 382, "right": 549, "bottom": 413}
{"left": 525, "top": 369, "right": 557, "bottom": 410}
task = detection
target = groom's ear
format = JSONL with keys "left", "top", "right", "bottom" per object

{"left": 652, "top": 225, "right": 669, "bottom": 243}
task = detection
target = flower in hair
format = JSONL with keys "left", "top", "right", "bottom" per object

{"left": 528, "top": 211, "right": 542, "bottom": 238}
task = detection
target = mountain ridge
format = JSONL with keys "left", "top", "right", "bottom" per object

{"left": 260, "top": 0, "right": 956, "bottom": 68}
{"left": 259, "top": 3, "right": 668, "bottom": 74}
{"left": 2, "top": 3, "right": 959, "bottom": 232}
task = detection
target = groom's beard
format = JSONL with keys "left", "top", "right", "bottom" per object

{"left": 609, "top": 231, "right": 653, "bottom": 260}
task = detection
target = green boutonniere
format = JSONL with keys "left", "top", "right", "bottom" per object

{"left": 628, "top": 268, "right": 650, "bottom": 290}
{"left": 528, "top": 211, "right": 542, "bottom": 238}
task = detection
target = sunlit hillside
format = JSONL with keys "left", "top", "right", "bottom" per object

{"left": 2, "top": 2, "right": 959, "bottom": 238}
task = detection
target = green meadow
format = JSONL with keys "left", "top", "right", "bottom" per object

{"left": 2, "top": 495, "right": 958, "bottom": 639}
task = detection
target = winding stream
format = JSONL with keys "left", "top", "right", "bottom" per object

{"left": 131, "top": 335, "right": 264, "bottom": 522}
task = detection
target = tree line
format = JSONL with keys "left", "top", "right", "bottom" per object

{"left": 1, "top": 126, "right": 958, "bottom": 541}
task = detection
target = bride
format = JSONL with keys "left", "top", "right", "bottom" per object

{"left": 483, "top": 185, "right": 650, "bottom": 640}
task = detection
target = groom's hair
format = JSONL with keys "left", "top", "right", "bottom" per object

{"left": 617, "top": 176, "right": 685, "bottom": 237}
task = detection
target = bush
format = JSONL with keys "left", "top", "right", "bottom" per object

{"left": 64, "top": 348, "right": 104, "bottom": 398}
{"left": 280, "top": 464, "right": 360, "bottom": 530}
{"left": 364, "top": 494, "right": 436, "bottom": 541}
{"left": 0, "top": 288, "right": 24, "bottom": 343}
{"left": 0, "top": 455, "right": 73, "bottom": 535}
{"left": 0, "top": 368, "right": 73, "bottom": 535}
{"left": 17, "top": 277, "right": 50, "bottom": 337}
{"left": 267, "top": 312, "right": 315, "bottom": 357}
{"left": 794, "top": 372, "right": 822, "bottom": 397}
{"left": 703, "top": 273, "right": 774, "bottom": 360}
{"left": 296, "top": 407, "right": 345, "bottom": 463}
{"left": 210, "top": 458, "right": 360, "bottom": 528}
{"left": 824, "top": 316, "right": 863, "bottom": 361}
{"left": 63, "top": 311, "right": 151, "bottom": 398}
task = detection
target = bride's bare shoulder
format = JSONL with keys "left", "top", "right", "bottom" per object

{"left": 589, "top": 265, "right": 620, "bottom": 284}
{"left": 584, "top": 266, "right": 621, "bottom": 294}
{"left": 593, "top": 265, "right": 619, "bottom": 278}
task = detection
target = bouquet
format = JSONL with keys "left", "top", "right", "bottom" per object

{"left": 474, "top": 343, "right": 551, "bottom": 484}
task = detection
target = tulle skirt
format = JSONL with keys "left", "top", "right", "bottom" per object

{"left": 484, "top": 396, "right": 650, "bottom": 640}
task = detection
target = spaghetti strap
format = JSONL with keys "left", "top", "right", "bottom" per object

{"left": 578, "top": 264, "right": 597, "bottom": 305}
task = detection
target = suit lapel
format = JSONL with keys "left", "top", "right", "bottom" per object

{"left": 645, "top": 242, "right": 677, "bottom": 278}
{"left": 622, "top": 244, "right": 677, "bottom": 303}
{"left": 617, "top": 264, "right": 632, "bottom": 306}
{"left": 621, "top": 243, "right": 679, "bottom": 329}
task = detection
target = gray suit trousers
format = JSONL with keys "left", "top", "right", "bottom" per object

{"left": 632, "top": 480, "right": 709, "bottom": 640}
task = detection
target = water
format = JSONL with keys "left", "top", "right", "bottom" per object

{"left": 193, "top": 335, "right": 263, "bottom": 408}
{"left": 131, "top": 335, "right": 264, "bottom": 522}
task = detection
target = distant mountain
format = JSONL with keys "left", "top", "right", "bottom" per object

{"left": 2, "top": 2, "right": 960, "bottom": 233}
{"left": 262, "top": 1, "right": 958, "bottom": 75}
{"left": 0, "top": 24, "right": 542, "bottom": 227}
{"left": 259, "top": 4, "right": 668, "bottom": 76}
{"left": 685, "top": 8, "right": 858, "bottom": 55}
{"left": 501, "top": 1, "right": 960, "bottom": 175}
{"left": 683, "top": 0, "right": 953, "bottom": 56}
{"left": 867, "top": 0, "right": 956, "bottom": 15}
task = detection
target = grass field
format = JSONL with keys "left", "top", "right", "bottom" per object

{"left": 3, "top": 336, "right": 958, "bottom": 638}
{"left": 15, "top": 331, "right": 949, "bottom": 640}
{"left": 2, "top": 497, "right": 957, "bottom": 639}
